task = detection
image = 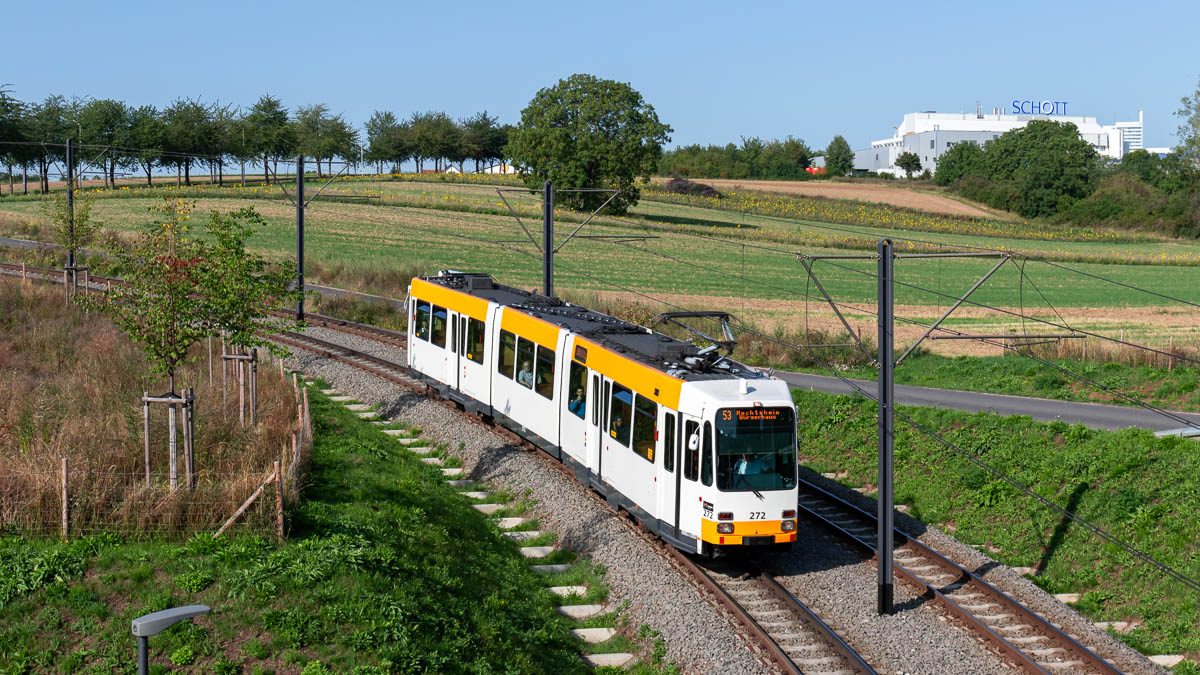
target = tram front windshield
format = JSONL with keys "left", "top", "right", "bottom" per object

{"left": 715, "top": 407, "right": 797, "bottom": 492}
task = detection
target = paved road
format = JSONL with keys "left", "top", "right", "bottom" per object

{"left": 777, "top": 371, "right": 1200, "bottom": 433}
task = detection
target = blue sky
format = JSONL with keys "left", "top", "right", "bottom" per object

{"left": 5, "top": 0, "right": 1197, "bottom": 151}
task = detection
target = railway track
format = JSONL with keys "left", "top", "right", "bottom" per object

{"left": 275, "top": 326, "right": 875, "bottom": 674}
{"left": 794, "top": 478, "right": 1119, "bottom": 675}
{"left": 1, "top": 262, "right": 1119, "bottom": 673}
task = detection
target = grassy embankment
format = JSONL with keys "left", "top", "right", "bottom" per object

{"left": 793, "top": 388, "right": 1200, "bottom": 659}
{"left": 0, "top": 386, "right": 615, "bottom": 673}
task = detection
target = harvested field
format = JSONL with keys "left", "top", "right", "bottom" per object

{"left": 653, "top": 176, "right": 998, "bottom": 218}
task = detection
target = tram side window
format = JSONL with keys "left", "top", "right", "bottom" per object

{"left": 608, "top": 383, "right": 633, "bottom": 447}
{"left": 431, "top": 305, "right": 447, "bottom": 348}
{"left": 632, "top": 395, "right": 658, "bottom": 463}
{"left": 683, "top": 420, "right": 699, "bottom": 481}
{"left": 466, "top": 318, "right": 485, "bottom": 364}
{"left": 516, "top": 338, "right": 536, "bottom": 389}
{"left": 414, "top": 300, "right": 431, "bottom": 341}
{"left": 535, "top": 345, "right": 555, "bottom": 399}
{"left": 664, "top": 414, "right": 676, "bottom": 473}
{"left": 497, "top": 330, "right": 516, "bottom": 379}
{"left": 701, "top": 422, "right": 713, "bottom": 486}
{"left": 568, "top": 362, "right": 588, "bottom": 419}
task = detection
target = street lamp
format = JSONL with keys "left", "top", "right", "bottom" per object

{"left": 131, "top": 605, "right": 211, "bottom": 675}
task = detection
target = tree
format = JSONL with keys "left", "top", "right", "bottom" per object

{"left": 196, "top": 207, "right": 298, "bottom": 354}
{"left": 365, "top": 110, "right": 399, "bottom": 173}
{"left": 983, "top": 120, "right": 1098, "bottom": 217}
{"left": 1176, "top": 75, "right": 1200, "bottom": 163}
{"left": 30, "top": 95, "right": 76, "bottom": 193}
{"left": 83, "top": 199, "right": 209, "bottom": 393}
{"left": 42, "top": 180, "right": 101, "bottom": 264}
{"left": 933, "top": 141, "right": 985, "bottom": 186}
{"left": 507, "top": 74, "right": 672, "bottom": 214}
{"left": 824, "top": 135, "right": 853, "bottom": 177}
{"left": 245, "top": 95, "right": 294, "bottom": 182}
{"left": 461, "top": 110, "right": 504, "bottom": 172}
{"left": 162, "top": 98, "right": 213, "bottom": 185}
{"left": 78, "top": 98, "right": 132, "bottom": 187}
{"left": 127, "top": 105, "right": 164, "bottom": 185}
{"left": 895, "top": 151, "right": 922, "bottom": 179}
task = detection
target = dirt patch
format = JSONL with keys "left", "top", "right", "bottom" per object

{"left": 653, "top": 177, "right": 998, "bottom": 219}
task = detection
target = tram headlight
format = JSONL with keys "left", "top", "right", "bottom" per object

{"left": 781, "top": 520, "right": 796, "bottom": 532}
{"left": 716, "top": 522, "right": 734, "bottom": 534}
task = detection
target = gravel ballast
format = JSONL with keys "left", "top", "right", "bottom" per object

{"left": 282, "top": 326, "right": 1164, "bottom": 674}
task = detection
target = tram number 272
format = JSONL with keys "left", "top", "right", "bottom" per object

{"left": 749, "top": 511, "right": 766, "bottom": 520}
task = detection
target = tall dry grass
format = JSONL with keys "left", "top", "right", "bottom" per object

{"left": 0, "top": 278, "right": 302, "bottom": 538}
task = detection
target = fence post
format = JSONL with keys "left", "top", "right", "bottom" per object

{"left": 208, "top": 336, "right": 213, "bottom": 386}
{"left": 143, "top": 392, "right": 151, "bottom": 488}
{"left": 61, "top": 457, "right": 69, "bottom": 539}
{"left": 221, "top": 337, "right": 227, "bottom": 410}
{"left": 292, "top": 373, "right": 299, "bottom": 400}
{"left": 238, "top": 350, "right": 246, "bottom": 427}
{"left": 63, "top": 268, "right": 69, "bottom": 307}
{"left": 274, "top": 460, "right": 284, "bottom": 543}
{"left": 184, "top": 388, "right": 195, "bottom": 490}
{"left": 302, "top": 388, "right": 311, "bottom": 440}
{"left": 292, "top": 431, "right": 299, "bottom": 466}
{"left": 250, "top": 348, "right": 258, "bottom": 425}
{"left": 168, "top": 399, "right": 178, "bottom": 491}
{"left": 1169, "top": 336, "right": 1174, "bottom": 372}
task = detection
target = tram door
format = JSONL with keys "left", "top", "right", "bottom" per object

{"left": 455, "top": 313, "right": 488, "bottom": 402}
{"left": 677, "top": 414, "right": 705, "bottom": 546}
{"left": 559, "top": 358, "right": 589, "bottom": 464}
{"left": 657, "top": 410, "right": 681, "bottom": 537}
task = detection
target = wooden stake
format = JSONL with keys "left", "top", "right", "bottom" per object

{"left": 292, "top": 372, "right": 299, "bottom": 400}
{"left": 302, "top": 389, "right": 311, "bottom": 439}
{"left": 63, "top": 268, "right": 69, "bottom": 307}
{"left": 238, "top": 354, "right": 246, "bottom": 427}
{"left": 1169, "top": 336, "right": 1174, "bottom": 372}
{"left": 292, "top": 430, "right": 299, "bottom": 465}
{"left": 215, "top": 470, "right": 275, "bottom": 537}
{"left": 60, "top": 457, "right": 68, "bottom": 539}
{"left": 221, "top": 338, "right": 227, "bottom": 410}
{"left": 207, "top": 336, "right": 213, "bottom": 386}
{"left": 143, "top": 392, "right": 151, "bottom": 488}
{"left": 274, "top": 460, "right": 284, "bottom": 542}
{"left": 279, "top": 359, "right": 285, "bottom": 382}
{"left": 250, "top": 349, "right": 258, "bottom": 425}
{"left": 168, "top": 401, "right": 178, "bottom": 491}
{"left": 184, "top": 389, "right": 195, "bottom": 490}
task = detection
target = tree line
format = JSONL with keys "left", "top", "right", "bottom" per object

{"left": 658, "top": 134, "right": 855, "bottom": 180}
{"left": 933, "top": 120, "right": 1200, "bottom": 236}
{"left": 0, "top": 89, "right": 512, "bottom": 191}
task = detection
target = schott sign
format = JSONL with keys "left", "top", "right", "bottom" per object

{"left": 1011, "top": 100, "right": 1069, "bottom": 115}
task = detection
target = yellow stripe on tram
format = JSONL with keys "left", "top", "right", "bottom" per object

{"left": 500, "top": 309, "right": 561, "bottom": 350}
{"left": 573, "top": 336, "right": 682, "bottom": 410}
{"left": 410, "top": 278, "right": 490, "bottom": 321}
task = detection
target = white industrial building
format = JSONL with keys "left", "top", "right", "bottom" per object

{"left": 854, "top": 104, "right": 1147, "bottom": 177}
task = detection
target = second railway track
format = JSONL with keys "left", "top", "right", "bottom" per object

{"left": 794, "top": 479, "right": 1119, "bottom": 675}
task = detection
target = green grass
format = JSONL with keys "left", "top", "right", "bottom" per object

{"left": 2, "top": 179, "right": 1199, "bottom": 313}
{"left": 796, "top": 352, "right": 1200, "bottom": 413}
{"left": 0, "top": 388, "right": 587, "bottom": 673}
{"left": 794, "top": 388, "right": 1200, "bottom": 656}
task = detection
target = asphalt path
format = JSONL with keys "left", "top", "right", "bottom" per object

{"left": 777, "top": 370, "right": 1200, "bottom": 433}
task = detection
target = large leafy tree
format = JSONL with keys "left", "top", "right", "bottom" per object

{"left": 933, "top": 141, "right": 985, "bottom": 186}
{"left": 365, "top": 110, "right": 399, "bottom": 173}
{"left": 127, "top": 105, "right": 165, "bottom": 185}
{"left": 1176, "top": 76, "right": 1200, "bottom": 163}
{"left": 245, "top": 95, "right": 294, "bottom": 182}
{"left": 984, "top": 120, "right": 1098, "bottom": 217}
{"left": 507, "top": 73, "right": 672, "bottom": 214}
{"left": 295, "top": 104, "right": 357, "bottom": 177}
{"left": 162, "top": 98, "right": 213, "bottom": 185}
{"left": 823, "top": 135, "right": 853, "bottom": 177}
{"left": 30, "top": 95, "right": 76, "bottom": 193}
{"left": 78, "top": 98, "right": 132, "bottom": 187}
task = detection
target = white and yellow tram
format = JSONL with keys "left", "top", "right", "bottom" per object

{"left": 406, "top": 271, "right": 799, "bottom": 555}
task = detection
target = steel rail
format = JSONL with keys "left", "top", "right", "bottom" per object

{"left": 273, "top": 327, "right": 875, "bottom": 675}
{"left": 794, "top": 478, "right": 1119, "bottom": 675}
